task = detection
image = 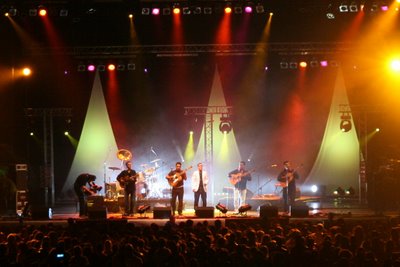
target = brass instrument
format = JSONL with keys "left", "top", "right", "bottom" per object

{"left": 117, "top": 149, "right": 132, "bottom": 161}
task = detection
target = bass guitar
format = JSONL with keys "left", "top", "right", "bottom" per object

{"left": 167, "top": 166, "right": 192, "bottom": 187}
{"left": 117, "top": 173, "right": 139, "bottom": 188}
{"left": 229, "top": 169, "right": 255, "bottom": 185}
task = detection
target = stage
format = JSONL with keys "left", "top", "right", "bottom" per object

{"left": 2, "top": 196, "right": 399, "bottom": 229}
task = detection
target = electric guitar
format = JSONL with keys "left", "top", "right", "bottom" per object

{"left": 229, "top": 169, "right": 255, "bottom": 185}
{"left": 167, "top": 166, "right": 192, "bottom": 187}
{"left": 117, "top": 173, "right": 139, "bottom": 188}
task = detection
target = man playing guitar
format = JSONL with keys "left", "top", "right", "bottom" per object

{"left": 277, "top": 161, "right": 299, "bottom": 213}
{"left": 166, "top": 162, "right": 189, "bottom": 216}
{"left": 117, "top": 161, "right": 138, "bottom": 216}
{"left": 228, "top": 161, "right": 252, "bottom": 214}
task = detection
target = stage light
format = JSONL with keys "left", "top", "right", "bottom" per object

{"left": 77, "top": 64, "right": 85, "bottom": 72}
{"left": 244, "top": 6, "right": 252, "bottom": 13}
{"left": 334, "top": 187, "right": 345, "bottom": 196}
{"left": 173, "top": 7, "right": 180, "bottom": 14}
{"left": 108, "top": 64, "right": 116, "bottom": 71}
{"left": 22, "top": 68, "right": 32, "bottom": 76}
{"left": 30, "top": 132, "right": 34, "bottom": 136}
{"left": 349, "top": 3, "right": 358, "bottom": 12}
{"left": 340, "top": 113, "right": 352, "bottom": 132}
{"left": 87, "top": 65, "right": 95, "bottom": 72}
{"left": 29, "top": 9, "right": 37, "bottom": 16}
{"left": 193, "top": 7, "right": 202, "bottom": 14}
{"left": 128, "top": 14, "right": 133, "bottom": 18}
{"left": 182, "top": 7, "right": 191, "bottom": 14}
{"left": 320, "top": 61, "right": 328, "bottom": 67}
{"left": 238, "top": 204, "right": 252, "bottom": 213}
{"left": 189, "top": 131, "right": 193, "bottom": 135}
{"left": 255, "top": 4, "right": 264, "bottom": 13}
{"left": 289, "top": 62, "right": 298, "bottom": 69}
{"left": 7, "top": 8, "right": 17, "bottom": 16}
{"left": 345, "top": 187, "right": 355, "bottom": 196}
{"left": 152, "top": 8, "right": 160, "bottom": 15}
{"left": 381, "top": 5, "right": 389, "bottom": 11}
{"left": 216, "top": 203, "right": 228, "bottom": 214}
{"left": 280, "top": 62, "right": 289, "bottom": 69}
{"left": 339, "top": 4, "right": 349, "bottom": 12}
{"left": 39, "top": 7, "right": 47, "bottom": 17}
{"left": 299, "top": 61, "right": 307, "bottom": 68}
{"left": 311, "top": 185, "right": 318, "bottom": 193}
{"left": 141, "top": 8, "right": 150, "bottom": 15}
{"left": 326, "top": 12, "right": 335, "bottom": 19}
{"left": 234, "top": 7, "right": 242, "bottom": 14}
{"left": 219, "top": 116, "right": 232, "bottom": 134}
{"left": 98, "top": 65, "right": 106, "bottom": 72}
{"left": 117, "top": 64, "right": 125, "bottom": 71}
{"left": 390, "top": 59, "right": 400, "bottom": 72}
{"left": 204, "top": 7, "right": 212, "bottom": 14}
{"left": 375, "top": 128, "right": 380, "bottom": 132}
{"left": 127, "top": 63, "right": 135, "bottom": 70}
{"left": 370, "top": 4, "right": 378, "bottom": 12}
{"left": 224, "top": 7, "right": 232, "bottom": 14}
{"left": 310, "top": 61, "right": 319, "bottom": 68}
{"left": 162, "top": 8, "right": 171, "bottom": 15}
{"left": 60, "top": 9, "right": 68, "bottom": 16}
{"left": 137, "top": 205, "right": 151, "bottom": 214}
{"left": 64, "top": 131, "right": 69, "bottom": 136}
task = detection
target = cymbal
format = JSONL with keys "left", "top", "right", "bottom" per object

{"left": 141, "top": 164, "right": 149, "bottom": 167}
{"left": 108, "top": 167, "right": 121, "bottom": 171}
{"left": 150, "top": 159, "right": 161, "bottom": 163}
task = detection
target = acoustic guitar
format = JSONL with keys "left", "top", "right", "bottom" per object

{"left": 117, "top": 173, "right": 139, "bottom": 188}
{"left": 167, "top": 166, "right": 192, "bottom": 187}
{"left": 277, "top": 167, "right": 301, "bottom": 188}
{"left": 229, "top": 169, "right": 255, "bottom": 185}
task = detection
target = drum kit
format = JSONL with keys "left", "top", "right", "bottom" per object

{"left": 105, "top": 149, "right": 164, "bottom": 200}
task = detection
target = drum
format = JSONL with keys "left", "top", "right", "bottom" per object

{"left": 137, "top": 172, "right": 145, "bottom": 183}
{"left": 136, "top": 182, "right": 149, "bottom": 199}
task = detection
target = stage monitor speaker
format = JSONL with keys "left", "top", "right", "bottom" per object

{"left": 195, "top": 207, "right": 214, "bottom": 218}
{"left": 16, "top": 164, "right": 28, "bottom": 190}
{"left": 259, "top": 205, "right": 278, "bottom": 219}
{"left": 31, "top": 206, "right": 49, "bottom": 220}
{"left": 87, "top": 196, "right": 105, "bottom": 210}
{"left": 88, "top": 207, "right": 107, "bottom": 220}
{"left": 291, "top": 206, "right": 309, "bottom": 217}
{"left": 153, "top": 207, "right": 171, "bottom": 219}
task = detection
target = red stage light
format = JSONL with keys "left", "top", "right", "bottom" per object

{"left": 39, "top": 8, "right": 47, "bottom": 16}
{"left": 108, "top": 64, "right": 116, "bottom": 71}
{"left": 225, "top": 7, "right": 232, "bottom": 14}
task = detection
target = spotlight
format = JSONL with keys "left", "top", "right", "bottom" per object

{"left": 320, "top": 61, "right": 328, "bottom": 67}
{"left": 255, "top": 4, "right": 265, "bottom": 13}
{"left": 334, "top": 187, "right": 345, "bottom": 196}
{"left": 29, "top": 9, "right": 38, "bottom": 16}
{"left": 299, "top": 61, "right": 307, "bottom": 68}
{"left": 238, "top": 204, "right": 252, "bottom": 213}
{"left": 38, "top": 7, "right": 47, "bottom": 16}
{"left": 127, "top": 63, "right": 135, "bottom": 70}
{"left": 349, "top": 3, "right": 358, "bottom": 12}
{"left": 108, "top": 64, "right": 116, "bottom": 71}
{"left": 289, "top": 62, "right": 298, "bottom": 69}
{"left": 340, "top": 113, "right": 352, "bottom": 132}
{"left": 173, "top": 7, "right": 180, "bottom": 14}
{"left": 346, "top": 187, "right": 355, "bottom": 196}
{"left": 141, "top": 8, "right": 150, "bottom": 15}
{"left": 204, "top": 7, "right": 212, "bottom": 14}
{"left": 22, "top": 68, "right": 32, "bottom": 76}
{"left": 193, "top": 7, "right": 202, "bottom": 14}
{"left": 219, "top": 116, "right": 232, "bottom": 134}
{"left": 311, "top": 185, "right": 318, "bottom": 193}
{"left": 162, "top": 8, "right": 171, "bottom": 15}
{"left": 137, "top": 205, "right": 151, "bottom": 214}
{"left": 216, "top": 203, "right": 228, "bottom": 214}
{"left": 224, "top": 7, "right": 232, "bottom": 14}
{"left": 244, "top": 6, "right": 253, "bottom": 13}
{"left": 326, "top": 12, "right": 335, "bottom": 19}
{"left": 152, "top": 8, "right": 160, "bottom": 15}
{"left": 280, "top": 62, "right": 289, "bottom": 69}
{"left": 117, "top": 64, "right": 125, "bottom": 71}
{"left": 339, "top": 4, "right": 349, "bottom": 12}
{"left": 59, "top": 9, "right": 68, "bottom": 16}
{"left": 182, "top": 7, "right": 191, "bottom": 14}
{"left": 87, "top": 65, "right": 95, "bottom": 72}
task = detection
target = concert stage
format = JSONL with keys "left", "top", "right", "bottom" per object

{"left": 1, "top": 197, "right": 399, "bottom": 229}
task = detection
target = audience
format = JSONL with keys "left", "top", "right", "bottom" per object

{"left": 1, "top": 215, "right": 400, "bottom": 266}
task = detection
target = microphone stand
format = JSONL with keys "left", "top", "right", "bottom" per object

{"left": 257, "top": 178, "right": 273, "bottom": 195}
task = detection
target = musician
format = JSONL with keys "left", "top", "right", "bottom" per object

{"left": 228, "top": 161, "right": 252, "bottom": 213}
{"left": 166, "top": 162, "right": 187, "bottom": 216}
{"left": 277, "top": 161, "right": 299, "bottom": 213}
{"left": 73, "top": 173, "right": 97, "bottom": 217}
{"left": 117, "top": 161, "right": 137, "bottom": 216}
{"left": 191, "top": 162, "right": 209, "bottom": 208}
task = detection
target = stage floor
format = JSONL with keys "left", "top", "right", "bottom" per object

{"left": 2, "top": 201, "right": 399, "bottom": 229}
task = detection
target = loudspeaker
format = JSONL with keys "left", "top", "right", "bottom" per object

{"left": 31, "top": 206, "right": 49, "bottom": 220}
{"left": 16, "top": 164, "right": 28, "bottom": 190}
{"left": 291, "top": 206, "right": 309, "bottom": 217}
{"left": 88, "top": 207, "right": 107, "bottom": 219}
{"left": 87, "top": 196, "right": 105, "bottom": 210}
{"left": 153, "top": 207, "right": 171, "bottom": 219}
{"left": 195, "top": 207, "right": 214, "bottom": 218}
{"left": 259, "top": 205, "right": 278, "bottom": 219}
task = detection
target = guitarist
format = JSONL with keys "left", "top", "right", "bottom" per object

{"left": 117, "top": 161, "right": 137, "bottom": 216}
{"left": 277, "top": 161, "right": 299, "bottom": 213}
{"left": 228, "top": 161, "right": 252, "bottom": 214}
{"left": 166, "top": 162, "right": 187, "bottom": 216}
{"left": 73, "top": 173, "right": 97, "bottom": 217}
